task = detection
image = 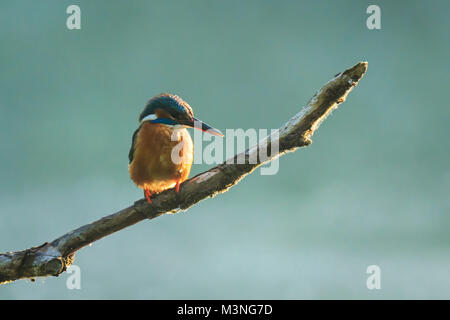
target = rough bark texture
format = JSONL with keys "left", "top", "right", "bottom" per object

{"left": 0, "top": 62, "right": 368, "bottom": 285}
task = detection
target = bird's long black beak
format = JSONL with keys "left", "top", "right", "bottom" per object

{"left": 182, "top": 117, "right": 224, "bottom": 136}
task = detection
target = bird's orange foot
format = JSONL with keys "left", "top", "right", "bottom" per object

{"left": 144, "top": 189, "right": 152, "bottom": 204}
{"left": 175, "top": 179, "right": 181, "bottom": 193}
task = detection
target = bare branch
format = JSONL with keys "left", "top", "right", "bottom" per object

{"left": 0, "top": 62, "right": 368, "bottom": 285}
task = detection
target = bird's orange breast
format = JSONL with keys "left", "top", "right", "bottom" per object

{"left": 128, "top": 122, "right": 193, "bottom": 194}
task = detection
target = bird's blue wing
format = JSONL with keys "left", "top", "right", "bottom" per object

{"left": 128, "top": 127, "right": 140, "bottom": 164}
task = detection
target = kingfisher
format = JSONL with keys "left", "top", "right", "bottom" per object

{"left": 128, "top": 93, "right": 223, "bottom": 203}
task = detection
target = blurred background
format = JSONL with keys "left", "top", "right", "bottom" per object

{"left": 1, "top": 0, "right": 449, "bottom": 299}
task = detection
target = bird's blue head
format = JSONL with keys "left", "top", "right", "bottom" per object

{"left": 139, "top": 93, "right": 223, "bottom": 136}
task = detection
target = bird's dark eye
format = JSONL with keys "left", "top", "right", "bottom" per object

{"left": 167, "top": 109, "right": 188, "bottom": 120}
{"left": 168, "top": 110, "right": 178, "bottom": 118}
{"left": 154, "top": 108, "right": 172, "bottom": 119}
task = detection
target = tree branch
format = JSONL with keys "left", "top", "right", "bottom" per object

{"left": 0, "top": 62, "right": 368, "bottom": 285}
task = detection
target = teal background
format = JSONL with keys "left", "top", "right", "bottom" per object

{"left": 1, "top": 0, "right": 449, "bottom": 299}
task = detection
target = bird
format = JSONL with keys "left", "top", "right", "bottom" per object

{"left": 128, "top": 93, "right": 223, "bottom": 204}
